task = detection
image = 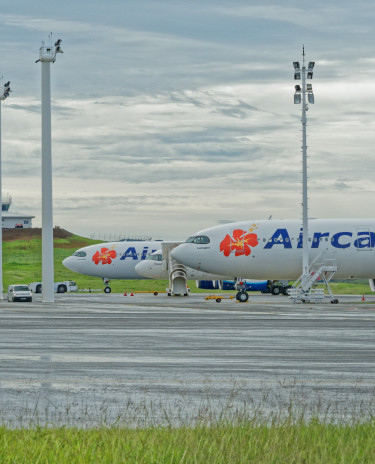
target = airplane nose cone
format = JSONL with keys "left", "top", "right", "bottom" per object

{"left": 135, "top": 261, "right": 164, "bottom": 279}
{"left": 171, "top": 244, "right": 193, "bottom": 267}
{"left": 135, "top": 261, "right": 149, "bottom": 278}
{"left": 62, "top": 257, "right": 72, "bottom": 270}
{"left": 62, "top": 256, "right": 79, "bottom": 273}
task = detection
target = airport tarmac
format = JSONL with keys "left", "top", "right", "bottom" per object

{"left": 1, "top": 292, "right": 375, "bottom": 426}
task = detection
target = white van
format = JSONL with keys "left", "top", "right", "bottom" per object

{"left": 7, "top": 285, "right": 32, "bottom": 302}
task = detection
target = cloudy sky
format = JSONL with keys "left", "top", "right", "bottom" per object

{"left": 1, "top": 0, "right": 375, "bottom": 240}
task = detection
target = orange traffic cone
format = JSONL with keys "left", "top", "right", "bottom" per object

{"left": 123, "top": 291, "right": 127, "bottom": 296}
{"left": 362, "top": 294, "right": 365, "bottom": 302}
{"left": 130, "top": 292, "right": 135, "bottom": 296}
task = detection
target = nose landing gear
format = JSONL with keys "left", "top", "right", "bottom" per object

{"left": 235, "top": 279, "right": 249, "bottom": 302}
{"left": 103, "top": 278, "right": 111, "bottom": 293}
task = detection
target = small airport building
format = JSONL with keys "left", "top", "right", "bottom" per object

{"left": 2, "top": 212, "right": 34, "bottom": 229}
{"left": 1, "top": 195, "right": 34, "bottom": 229}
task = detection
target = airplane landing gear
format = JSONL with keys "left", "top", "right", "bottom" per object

{"left": 103, "top": 278, "right": 111, "bottom": 293}
{"left": 236, "top": 291, "right": 249, "bottom": 302}
{"left": 234, "top": 278, "right": 249, "bottom": 303}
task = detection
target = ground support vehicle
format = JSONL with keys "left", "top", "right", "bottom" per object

{"left": 204, "top": 279, "right": 291, "bottom": 295}
{"left": 29, "top": 281, "right": 78, "bottom": 294}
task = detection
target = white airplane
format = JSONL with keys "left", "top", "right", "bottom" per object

{"left": 62, "top": 240, "right": 231, "bottom": 294}
{"left": 171, "top": 218, "right": 375, "bottom": 301}
{"left": 63, "top": 240, "right": 163, "bottom": 292}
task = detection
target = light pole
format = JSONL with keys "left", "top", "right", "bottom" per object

{"left": 293, "top": 47, "right": 315, "bottom": 291}
{"left": 36, "top": 36, "right": 63, "bottom": 303}
{"left": 0, "top": 79, "right": 11, "bottom": 300}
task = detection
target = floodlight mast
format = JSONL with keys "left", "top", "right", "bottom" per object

{"left": 36, "top": 36, "right": 63, "bottom": 303}
{"left": 293, "top": 47, "right": 315, "bottom": 291}
{"left": 0, "top": 78, "right": 11, "bottom": 300}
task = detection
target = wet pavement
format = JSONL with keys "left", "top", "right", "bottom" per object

{"left": 1, "top": 292, "right": 375, "bottom": 426}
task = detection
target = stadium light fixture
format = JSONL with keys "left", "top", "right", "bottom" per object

{"left": 293, "top": 62, "right": 300, "bottom": 79}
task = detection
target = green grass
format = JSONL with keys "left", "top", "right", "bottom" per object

{"left": 322, "top": 281, "right": 372, "bottom": 295}
{"left": 1, "top": 233, "right": 373, "bottom": 294}
{"left": 2, "top": 234, "right": 103, "bottom": 291}
{"left": 0, "top": 420, "right": 374, "bottom": 463}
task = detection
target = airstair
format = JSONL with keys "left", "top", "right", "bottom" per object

{"left": 162, "top": 243, "right": 189, "bottom": 296}
{"left": 289, "top": 252, "right": 338, "bottom": 304}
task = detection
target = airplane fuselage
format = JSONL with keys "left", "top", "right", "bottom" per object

{"left": 171, "top": 219, "right": 375, "bottom": 280}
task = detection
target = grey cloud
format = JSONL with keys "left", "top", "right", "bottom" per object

{"left": 333, "top": 182, "right": 350, "bottom": 190}
{"left": 7, "top": 103, "right": 40, "bottom": 114}
{"left": 216, "top": 219, "right": 237, "bottom": 225}
{"left": 56, "top": 194, "right": 193, "bottom": 210}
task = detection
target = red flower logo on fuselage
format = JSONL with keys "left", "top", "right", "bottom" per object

{"left": 220, "top": 228, "right": 259, "bottom": 257}
{"left": 92, "top": 247, "right": 117, "bottom": 265}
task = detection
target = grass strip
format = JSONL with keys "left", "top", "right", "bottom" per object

{"left": 0, "top": 420, "right": 375, "bottom": 463}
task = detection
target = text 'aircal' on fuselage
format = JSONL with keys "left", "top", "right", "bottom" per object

{"left": 264, "top": 228, "right": 374, "bottom": 249}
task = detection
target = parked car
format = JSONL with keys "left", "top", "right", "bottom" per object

{"left": 7, "top": 285, "right": 32, "bottom": 302}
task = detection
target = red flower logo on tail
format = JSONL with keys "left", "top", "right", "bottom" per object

{"left": 92, "top": 247, "right": 117, "bottom": 265}
{"left": 220, "top": 229, "right": 259, "bottom": 257}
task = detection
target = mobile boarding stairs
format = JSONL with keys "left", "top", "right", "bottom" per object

{"left": 162, "top": 242, "right": 189, "bottom": 296}
{"left": 289, "top": 252, "right": 339, "bottom": 304}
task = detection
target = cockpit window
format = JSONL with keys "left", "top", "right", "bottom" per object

{"left": 151, "top": 253, "right": 162, "bottom": 262}
{"left": 73, "top": 251, "right": 87, "bottom": 257}
{"left": 186, "top": 235, "right": 210, "bottom": 244}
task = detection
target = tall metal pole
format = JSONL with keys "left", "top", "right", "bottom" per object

{"left": 301, "top": 50, "right": 309, "bottom": 288}
{"left": 0, "top": 79, "right": 11, "bottom": 300}
{"left": 0, "top": 100, "right": 3, "bottom": 300}
{"left": 293, "top": 49, "right": 315, "bottom": 295}
{"left": 41, "top": 58, "right": 54, "bottom": 303}
{"left": 37, "top": 37, "right": 63, "bottom": 303}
